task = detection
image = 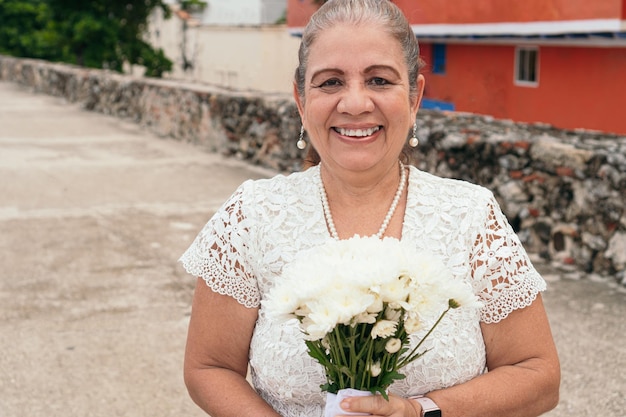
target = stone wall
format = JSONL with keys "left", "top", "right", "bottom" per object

{"left": 2, "top": 55, "right": 625, "bottom": 287}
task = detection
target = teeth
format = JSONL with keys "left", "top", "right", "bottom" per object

{"left": 336, "top": 126, "right": 380, "bottom": 137}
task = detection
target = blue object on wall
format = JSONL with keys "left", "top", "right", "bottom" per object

{"left": 421, "top": 98, "right": 455, "bottom": 111}
{"left": 432, "top": 43, "right": 447, "bottom": 74}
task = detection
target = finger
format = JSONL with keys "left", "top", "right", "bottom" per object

{"left": 340, "top": 393, "right": 393, "bottom": 415}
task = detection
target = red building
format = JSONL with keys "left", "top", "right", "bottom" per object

{"left": 287, "top": 0, "right": 626, "bottom": 135}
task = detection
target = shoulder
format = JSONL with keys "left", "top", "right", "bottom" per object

{"left": 232, "top": 167, "right": 319, "bottom": 217}
{"left": 408, "top": 165, "right": 494, "bottom": 207}
{"left": 239, "top": 167, "right": 317, "bottom": 196}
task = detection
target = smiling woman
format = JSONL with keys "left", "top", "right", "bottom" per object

{"left": 179, "top": 1, "right": 560, "bottom": 417}
{"left": 294, "top": 21, "right": 422, "bottom": 201}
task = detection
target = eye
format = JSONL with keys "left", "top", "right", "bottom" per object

{"left": 314, "top": 78, "right": 343, "bottom": 90}
{"left": 369, "top": 77, "right": 390, "bottom": 87}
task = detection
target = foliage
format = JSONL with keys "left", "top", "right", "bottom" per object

{"left": 0, "top": 0, "right": 54, "bottom": 59}
{"left": 178, "top": 0, "right": 206, "bottom": 13}
{"left": 0, "top": 0, "right": 173, "bottom": 77}
{"left": 275, "top": 9, "right": 286, "bottom": 25}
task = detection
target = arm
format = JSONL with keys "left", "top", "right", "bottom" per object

{"left": 339, "top": 294, "right": 560, "bottom": 417}
{"left": 339, "top": 193, "right": 560, "bottom": 417}
{"left": 184, "top": 278, "right": 282, "bottom": 417}
{"left": 422, "top": 294, "right": 560, "bottom": 417}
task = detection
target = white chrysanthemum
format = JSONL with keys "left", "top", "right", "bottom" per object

{"left": 264, "top": 235, "right": 480, "bottom": 342}
{"left": 369, "top": 361, "right": 382, "bottom": 377}
{"left": 441, "top": 281, "right": 483, "bottom": 310}
{"left": 371, "top": 319, "right": 398, "bottom": 339}
{"left": 378, "top": 275, "right": 410, "bottom": 304}
{"left": 385, "top": 338, "right": 402, "bottom": 354}
{"left": 328, "top": 290, "right": 377, "bottom": 325}
{"left": 366, "top": 297, "right": 384, "bottom": 314}
{"left": 300, "top": 300, "right": 340, "bottom": 339}
{"left": 404, "top": 314, "right": 422, "bottom": 334}
{"left": 353, "top": 311, "right": 378, "bottom": 325}
{"left": 384, "top": 306, "right": 401, "bottom": 322}
{"left": 262, "top": 283, "right": 300, "bottom": 321}
{"left": 403, "top": 252, "right": 455, "bottom": 317}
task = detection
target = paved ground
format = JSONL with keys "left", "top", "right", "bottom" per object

{"left": 0, "top": 80, "right": 624, "bottom": 417}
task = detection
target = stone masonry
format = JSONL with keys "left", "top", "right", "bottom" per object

{"left": 1, "top": 55, "right": 624, "bottom": 286}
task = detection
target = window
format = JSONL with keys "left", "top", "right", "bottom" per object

{"left": 432, "top": 43, "right": 447, "bottom": 75}
{"left": 515, "top": 46, "right": 539, "bottom": 86}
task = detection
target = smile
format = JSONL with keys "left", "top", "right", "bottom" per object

{"left": 333, "top": 126, "right": 381, "bottom": 137}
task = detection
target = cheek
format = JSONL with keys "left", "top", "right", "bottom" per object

{"left": 304, "top": 98, "right": 334, "bottom": 129}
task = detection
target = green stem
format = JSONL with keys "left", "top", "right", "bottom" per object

{"left": 397, "top": 306, "right": 451, "bottom": 368}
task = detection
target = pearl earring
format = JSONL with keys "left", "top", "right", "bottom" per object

{"left": 297, "top": 126, "right": 307, "bottom": 150}
{"left": 408, "top": 122, "right": 419, "bottom": 148}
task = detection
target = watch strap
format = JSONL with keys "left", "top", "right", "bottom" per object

{"left": 409, "top": 395, "right": 441, "bottom": 417}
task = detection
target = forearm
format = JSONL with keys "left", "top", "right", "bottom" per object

{"left": 185, "top": 367, "right": 282, "bottom": 417}
{"left": 426, "top": 357, "right": 560, "bottom": 417}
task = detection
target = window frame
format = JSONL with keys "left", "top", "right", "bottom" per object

{"left": 514, "top": 46, "right": 539, "bottom": 87}
{"left": 432, "top": 43, "right": 447, "bottom": 75}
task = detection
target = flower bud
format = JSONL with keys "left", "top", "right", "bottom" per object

{"left": 385, "top": 338, "right": 402, "bottom": 353}
{"left": 369, "top": 361, "right": 382, "bottom": 377}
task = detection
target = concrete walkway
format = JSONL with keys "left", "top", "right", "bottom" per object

{"left": 0, "top": 81, "right": 624, "bottom": 417}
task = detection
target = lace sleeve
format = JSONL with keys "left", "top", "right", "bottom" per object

{"left": 470, "top": 194, "right": 546, "bottom": 323}
{"left": 179, "top": 182, "right": 260, "bottom": 308}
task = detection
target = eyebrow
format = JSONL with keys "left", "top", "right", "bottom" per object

{"left": 310, "top": 64, "right": 402, "bottom": 83}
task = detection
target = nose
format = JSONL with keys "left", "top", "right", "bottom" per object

{"left": 336, "top": 82, "right": 375, "bottom": 115}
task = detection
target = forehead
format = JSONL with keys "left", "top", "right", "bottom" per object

{"left": 306, "top": 23, "right": 406, "bottom": 76}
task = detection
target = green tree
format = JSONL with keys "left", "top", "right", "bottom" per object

{"left": 0, "top": 0, "right": 53, "bottom": 58}
{"left": 0, "top": 0, "right": 173, "bottom": 77}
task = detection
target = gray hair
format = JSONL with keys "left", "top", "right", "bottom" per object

{"left": 294, "top": 0, "right": 424, "bottom": 103}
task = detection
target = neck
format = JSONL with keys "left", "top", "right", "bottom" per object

{"left": 317, "top": 162, "right": 407, "bottom": 240}
{"left": 319, "top": 162, "right": 402, "bottom": 201}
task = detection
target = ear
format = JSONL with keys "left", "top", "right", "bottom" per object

{"left": 410, "top": 74, "right": 426, "bottom": 116}
{"left": 293, "top": 81, "right": 305, "bottom": 125}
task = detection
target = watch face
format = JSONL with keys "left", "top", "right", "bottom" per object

{"left": 425, "top": 410, "right": 442, "bottom": 417}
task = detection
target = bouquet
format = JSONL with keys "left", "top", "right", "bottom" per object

{"left": 263, "top": 235, "right": 482, "bottom": 414}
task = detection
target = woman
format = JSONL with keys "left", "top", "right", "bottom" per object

{"left": 180, "top": 1, "right": 560, "bottom": 416}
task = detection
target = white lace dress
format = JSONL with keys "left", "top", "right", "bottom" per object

{"left": 179, "top": 165, "right": 546, "bottom": 417}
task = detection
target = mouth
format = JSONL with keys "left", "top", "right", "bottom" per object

{"left": 333, "top": 126, "right": 382, "bottom": 138}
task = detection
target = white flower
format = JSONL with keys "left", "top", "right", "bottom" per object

{"left": 353, "top": 311, "right": 378, "bottom": 325}
{"left": 262, "top": 235, "right": 484, "bottom": 396}
{"left": 366, "top": 297, "right": 384, "bottom": 314}
{"left": 371, "top": 320, "right": 397, "bottom": 339}
{"left": 369, "top": 361, "right": 382, "bottom": 377}
{"left": 404, "top": 315, "right": 422, "bottom": 334}
{"left": 384, "top": 306, "right": 401, "bottom": 322}
{"left": 385, "top": 338, "right": 402, "bottom": 354}
{"left": 378, "top": 275, "right": 410, "bottom": 304}
{"left": 445, "top": 284, "right": 483, "bottom": 310}
{"left": 301, "top": 316, "right": 334, "bottom": 341}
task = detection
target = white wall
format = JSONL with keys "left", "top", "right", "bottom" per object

{"left": 194, "top": 0, "right": 285, "bottom": 25}
{"left": 147, "top": 8, "right": 301, "bottom": 94}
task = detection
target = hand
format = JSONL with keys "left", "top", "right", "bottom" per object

{"left": 338, "top": 393, "right": 420, "bottom": 417}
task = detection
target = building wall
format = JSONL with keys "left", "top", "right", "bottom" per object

{"left": 197, "top": 0, "right": 285, "bottom": 25}
{"left": 287, "top": 0, "right": 623, "bottom": 27}
{"left": 396, "top": 0, "right": 622, "bottom": 23}
{"left": 421, "top": 43, "right": 626, "bottom": 134}
{"left": 147, "top": 9, "right": 301, "bottom": 94}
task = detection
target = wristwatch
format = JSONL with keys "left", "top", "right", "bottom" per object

{"left": 409, "top": 395, "right": 442, "bottom": 417}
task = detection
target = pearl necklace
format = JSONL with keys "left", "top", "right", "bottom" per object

{"left": 317, "top": 161, "right": 406, "bottom": 240}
